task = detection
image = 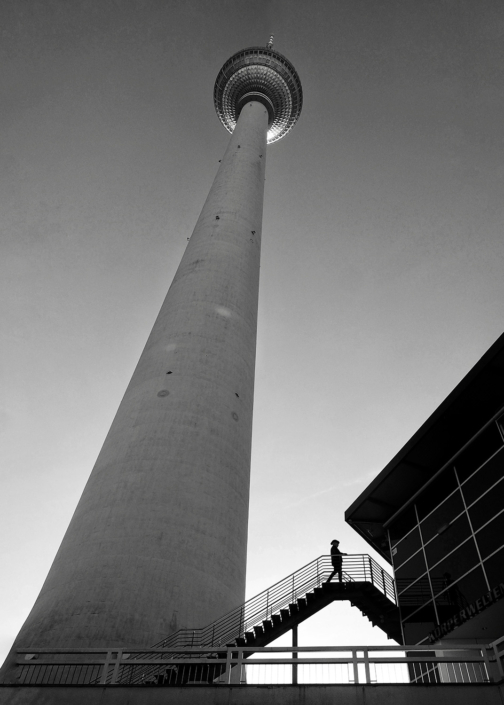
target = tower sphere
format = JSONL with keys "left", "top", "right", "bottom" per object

{"left": 214, "top": 46, "right": 302, "bottom": 144}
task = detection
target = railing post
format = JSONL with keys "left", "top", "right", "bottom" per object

{"left": 482, "top": 645, "right": 495, "bottom": 683}
{"left": 352, "top": 649, "right": 359, "bottom": 684}
{"left": 363, "top": 648, "right": 371, "bottom": 684}
{"left": 100, "top": 649, "right": 113, "bottom": 684}
{"left": 236, "top": 649, "right": 244, "bottom": 684}
{"left": 228, "top": 649, "right": 241, "bottom": 684}
{"left": 292, "top": 574, "right": 295, "bottom": 602}
{"left": 266, "top": 590, "right": 269, "bottom": 618}
{"left": 381, "top": 569, "right": 386, "bottom": 597}
{"left": 488, "top": 638, "right": 504, "bottom": 682}
{"left": 111, "top": 649, "right": 122, "bottom": 685}
{"left": 292, "top": 625, "right": 298, "bottom": 685}
{"left": 317, "top": 557, "right": 319, "bottom": 585}
{"left": 368, "top": 557, "right": 373, "bottom": 585}
{"left": 223, "top": 648, "right": 233, "bottom": 685}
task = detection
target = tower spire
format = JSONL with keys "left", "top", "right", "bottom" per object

{"left": 267, "top": 34, "right": 274, "bottom": 49}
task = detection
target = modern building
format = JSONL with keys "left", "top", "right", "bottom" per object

{"left": 0, "top": 40, "right": 302, "bottom": 680}
{"left": 346, "top": 332, "right": 504, "bottom": 647}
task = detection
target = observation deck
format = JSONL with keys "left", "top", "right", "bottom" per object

{"left": 214, "top": 44, "right": 302, "bottom": 143}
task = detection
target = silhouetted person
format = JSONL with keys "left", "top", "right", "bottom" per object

{"left": 327, "top": 540, "right": 347, "bottom": 583}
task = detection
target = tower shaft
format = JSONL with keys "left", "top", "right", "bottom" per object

{"left": 10, "top": 100, "right": 269, "bottom": 653}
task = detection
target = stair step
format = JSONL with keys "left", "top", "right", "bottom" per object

{"left": 150, "top": 557, "right": 400, "bottom": 654}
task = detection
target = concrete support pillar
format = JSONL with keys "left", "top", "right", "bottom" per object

{"left": 4, "top": 100, "right": 269, "bottom": 662}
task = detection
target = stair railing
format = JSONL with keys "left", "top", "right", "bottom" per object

{"left": 153, "top": 554, "right": 395, "bottom": 651}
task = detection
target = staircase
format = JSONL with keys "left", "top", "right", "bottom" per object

{"left": 154, "top": 554, "right": 402, "bottom": 650}
{"left": 127, "top": 554, "right": 400, "bottom": 684}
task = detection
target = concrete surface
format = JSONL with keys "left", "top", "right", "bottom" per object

{"left": 1, "top": 100, "right": 269, "bottom": 679}
{"left": 2, "top": 684, "right": 504, "bottom": 705}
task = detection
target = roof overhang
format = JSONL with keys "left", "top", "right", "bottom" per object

{"left": 345, "top": 332, "right": 504, "bottom": 562}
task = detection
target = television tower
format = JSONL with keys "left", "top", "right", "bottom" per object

{"left": 1, "top": 40, "right": 302, "bottom": 676}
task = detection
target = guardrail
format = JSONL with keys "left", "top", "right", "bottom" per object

{"left": 492, "top": 635, "right": 504, "bottom": 681}
{"left": 16, "top": 643, "right": 501, "bottom": 686}
{"left": 154, "top": 554, "right": 396, "bottom": 650}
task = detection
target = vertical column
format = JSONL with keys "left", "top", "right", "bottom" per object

{"left": 5, "top": 101, "right": 269, "bottom": 664}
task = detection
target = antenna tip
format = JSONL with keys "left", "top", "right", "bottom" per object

{"left": 266, "top": 34, "right": 274, "bottom": 49}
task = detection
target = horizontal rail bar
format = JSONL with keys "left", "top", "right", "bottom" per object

{"left": 16, "top": 643, "right": 495, "bottom": 686}
{"left": 18, "top": 656, "right": 488, "bottom": 665}
{"left": 17, "top": 644, "right": 493, "bottom": 658}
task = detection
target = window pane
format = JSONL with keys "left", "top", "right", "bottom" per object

{"left": 424, "top": 513, "right": 471, "bottom": 568}
{"left": 419, "top": 491, "right": 464, "bottom": 543}
{"left": 416, "top": 468, "right": 458, "bottom": 520}
{"left": 402, "top": 600, "right": 437, "bottom": 624}
{"left": 429, "top": 538, "right": 479, "bottom": 595}
{"left": 393, "top": 527, "right": 421, "bottom": 568}
{"left": 396, "top": 550, "right": 427, "bottom": 592}
{"left": 398, "top": 576, "right": 432, "bottom": 617}
{"left": 403, "top": 620, "right": 436, "bottom": 645}
{"left": 455, "top": 424, "right": 503, "bottom": 483}
{"left": 389, "top": 507, "right": 417, "bottom": 546}
{"left": 460, "top": 447, "right": 504, "bottom": 506}
{"left": 435, "top": 566, "right": 487, "bottom": 613}
{"left": 483, "top": 546, "right": 504, "bottom": 587}
{"left": 475, "top": 511, "right": 504, "bottom": 560}
{"left": 468, "top": 485, "right": 504, "bottom": 531}
{"left": 455, "top": 566, "right": 487, "bottom": 604}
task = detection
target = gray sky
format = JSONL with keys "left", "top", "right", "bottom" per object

{"left": 1, "top": 0, "right": 504, "bottom": 659}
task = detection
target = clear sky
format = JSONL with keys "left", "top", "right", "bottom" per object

{"left": 1, "top": 0, "right": 504, "bottom": 661}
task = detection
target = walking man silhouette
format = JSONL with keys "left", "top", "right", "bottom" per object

{"left": 327, "top": 540, "right": 347, "bottom": 583}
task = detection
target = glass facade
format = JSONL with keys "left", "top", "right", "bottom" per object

{"left": 389, "top": 415, "right": 504, "bottom": 644}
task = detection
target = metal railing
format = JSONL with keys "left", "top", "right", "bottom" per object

{"left": 16, "top": 643, "right": 500, "bottom": 686}
{"left": 491, "top": 635, "right": 504, "bottom": 681}
{"left": 154, "top": 554, "right": 396, "bottom": 650}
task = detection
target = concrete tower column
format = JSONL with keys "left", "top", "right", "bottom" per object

{"left": 1, "top": 41, "right": 302, "bottom": 681}
{"left": 7, "top": 100, "right": 268, "bottom": 655}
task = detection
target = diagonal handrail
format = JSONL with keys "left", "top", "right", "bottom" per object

{"left": 152, "top": 554, "right": 396, "bottom": 651}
